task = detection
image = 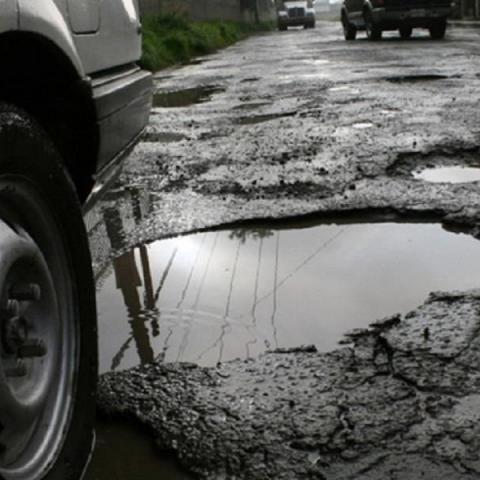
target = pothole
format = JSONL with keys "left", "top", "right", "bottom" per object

{"left": 234, "top": 111, "right": 297, "bottom": 125}
{"left": 413, "top": 166, "right": 480, "bottom": 183}
{"left": 232, "top": 102, "right": 272, "bottom": 111}
{"left": 384, "top": 74, "right": 451, "bottom": 83}
{"left": 328, "top": 86, "right": 360, "bottom": 94}
{"left": 143, "top": 131, "right": 189, "bottom": 143}
{"left": 84, "top": 418, "right": 192, "bottom": 480}
{"left": 153, "top": 85, "right": 225, "bottom": 108}
{"left": 352, "top": 122, "right": 374, "bottom": 129}
{"left": 95, "top": 219, "right": 480, "bottom": 373}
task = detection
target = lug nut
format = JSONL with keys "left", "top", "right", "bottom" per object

{"left": 10, "top": 283, "right": 41, "bottom": 302}
{"left": 17, "top": 339, "right": 47, "bottom": 358}
{"left": 5, "top": 360, "right": 27, "bottom": 377}
{"left": 2, "top": 316, "right": 27, "bottom": 354}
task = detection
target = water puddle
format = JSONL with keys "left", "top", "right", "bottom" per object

{"left": 233, "top": 102, "right": 272, "bottom": 111}
{"left": 240, "top": 77, "right": 260, "bottom": 83}
{"left": 234, "top": 111, "right": 297, "bottom": 125}
{"left": 385, "top": 74, "right": 450, "bottom": 83}
{"left": 84, "top": 418, "right": 192, "bottom": 480}
{"left": 352, "top": 122, "right": 374, "bottom": 129}
{"left": 153, "top": 85, "right": 225, "bottom": 108}
{"left": 413, "top": 166, "right": 480, "bottom": 183}
{"left": 143, "top": 131, "right": 188, "bottom": 143}
{"left": 95, "top": 220, "right": 480, "bottom": 373}
{"left": 328, "top": 86, "right": 360, "bottom": 94}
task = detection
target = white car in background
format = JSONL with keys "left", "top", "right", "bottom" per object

{"left": 0, "top": 1, "right": 152, "bottom": 479}
{"left": 278, "top": 0, "right": 317, "bottom": 29}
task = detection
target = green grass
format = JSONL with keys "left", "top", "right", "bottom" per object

{"left": 140, "top": 14, "right": 274, "bottom": 71}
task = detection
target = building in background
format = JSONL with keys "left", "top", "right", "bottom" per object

{"left": 457, "top": 0, "right": 480, "bottom": 18}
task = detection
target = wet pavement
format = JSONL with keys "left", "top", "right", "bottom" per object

{"left": 86, "top": 21, "right": 480, "bottom": 479}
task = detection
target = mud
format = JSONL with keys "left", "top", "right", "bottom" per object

{"left": 98, "top": 290, "right": 480, "bottom": 480}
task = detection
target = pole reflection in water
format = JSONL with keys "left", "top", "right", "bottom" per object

{"left": 95, "top": 205, "right": 480, "bottom": 373}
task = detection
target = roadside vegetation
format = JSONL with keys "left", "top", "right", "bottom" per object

{"left": 141, "top": 14, "right": 273, "bottom": 71}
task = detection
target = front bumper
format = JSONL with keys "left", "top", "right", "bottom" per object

{"left": 278, "top": 15, "right": 315, "bottom": 26}
{"left": 371, "top": 6, "right": 452, "bottom": 26}
{"left": 83, "top": 65, "right": 152, "bottom": 210}
{"left": 92, "top": 66, "right": 153, "bottom": 173}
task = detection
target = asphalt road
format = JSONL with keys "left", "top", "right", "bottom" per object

{"left": 88, "top": 20, "right": 480, "bottom": 259}
{"left": 90, "top": 22, "right": 480, "bottom": 480}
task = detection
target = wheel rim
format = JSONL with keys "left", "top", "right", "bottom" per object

{"left": 0, "top": 178, "right": 76, "bottom": 480}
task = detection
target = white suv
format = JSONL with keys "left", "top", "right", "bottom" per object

{"left": 0, "top": 2, "right": 152, "bottom": 479}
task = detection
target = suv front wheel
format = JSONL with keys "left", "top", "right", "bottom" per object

{"left": 0, "top": 104, "right": 97, "bottom": 480}
{"left": 342, "top": 13, "right": 357, "bottom": 40}
{"left": 364, "top": 10, "right": 382, "bottom": 41}
{"left": 429, "top": 19, "right": 447, "bottom": 39}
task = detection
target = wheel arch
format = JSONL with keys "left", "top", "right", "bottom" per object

{"left": 362, "top": 0, "right": 374, "bottom": 15}
{"left": 0, "top": 30, "right": 99, "bottom": 202}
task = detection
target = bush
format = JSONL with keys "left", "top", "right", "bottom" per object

{"left": 140, "top": 14, "right": 273, "bottom": 71}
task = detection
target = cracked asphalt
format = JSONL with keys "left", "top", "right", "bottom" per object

{"left": 92, "top": 21, "right": 480, "bottom": 479}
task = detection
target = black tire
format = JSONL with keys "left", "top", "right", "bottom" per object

{"left": 364, "top": 10, "right": 382, "bottom": 41}
{"left": 0, "top": 104, "right": 97, "bottom": 480}
{"left": 429, "top": 19, "right": 447, "bottom": 39}
{"left": 279, "top": 24, "right": 287, "bottom": 31}
{"left": 399, "top": 26, "right": 413, "bottom": 39}
{"left": 342, "top": 13, "right": 357, "bottom": 40}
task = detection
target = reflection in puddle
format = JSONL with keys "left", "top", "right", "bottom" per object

{"left": 95, "top": 218, "right": 480, "bottom": 373}
{"left": 153, "top": 85, "right": 225, "bottom": 108}
{"left": 84, "top": 419, "right": 192, "bottom": 480}
{"left": 413, "top": 166, "right": 480, "bottom": 183}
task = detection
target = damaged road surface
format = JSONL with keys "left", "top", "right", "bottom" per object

{"left": 98, "top": 291, "right": 480, "bottom": 480}
{"left": 86, "top": 22, "right": 480, "bottom": 480}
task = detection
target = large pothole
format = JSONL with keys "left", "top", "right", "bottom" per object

{"left": 96, "top": 219, "right": 480, "bottom": 373}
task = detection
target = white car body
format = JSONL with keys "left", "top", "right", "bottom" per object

{"left": 0, "top": 0, "right": 152, "bottom": 205}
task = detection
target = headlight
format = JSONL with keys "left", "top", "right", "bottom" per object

{"left": 278, "top": 10, "right": 288, "bottom": 16}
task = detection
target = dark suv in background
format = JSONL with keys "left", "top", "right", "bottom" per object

{"left": 341, "top": 0, "right": 453, "bottom": 40}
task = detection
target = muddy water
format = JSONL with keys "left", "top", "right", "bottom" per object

{"left": 95, "top": 221, "right": 480, "bottom": 373}
{"left": 413, "top": 166, "right": 480, "bottom": 183}
{"left": 84, "top": 419, "right": 193, "bottom": 480}
{"left": 152, "top": 85, "right": 224, "bottom": 108}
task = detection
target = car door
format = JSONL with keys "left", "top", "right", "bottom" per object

{"left": 71, "top": 0, "right": 142, "bottom": 75}
{"left": 67, "top": 0, "right": 100, "bottom": 34}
